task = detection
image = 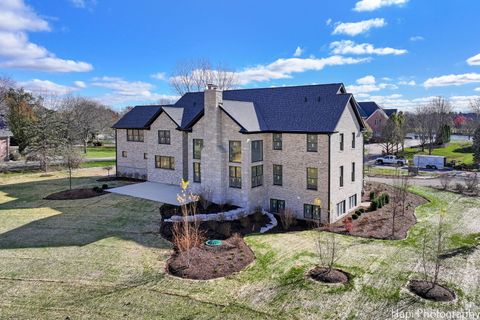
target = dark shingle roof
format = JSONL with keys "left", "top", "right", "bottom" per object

{"left": 384, "top": 109, "right": 398, "bottom": 117}
{"left": 112, "top": 105, "right": 164, "bottom": 129}
{"left": 358, "top": 101, "right": 382, "bottom": 118}
{"left": 113, "top": 83, "right": 364, "bottom": 133}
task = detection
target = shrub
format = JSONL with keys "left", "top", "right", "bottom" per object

{"left": 279, "top": 208, "right": 296, "bottom": 230}
{"left": 172, "top": 221, "right": 205, "bottom": 252}
{"left": 239, "top": 216, "right": 250, "bottom": 228}
{"left": 357, "top": 211, "right": 362, "bottom": 217}
{"left": 369, "top": 191, "right": 375, "bottom": 200}
{"left": 384, "top": 193, "right": 390, "bottom": 204}
{"left": 352, "top": 214, "right": 359, "bottom": 220}
{"left": 252, "top": 211, "right": 264, "bottom": 222}
{"left": 359, "top": 208, "right": 366, "bottom": 213}
{"left": 207, "top": 220, "right": 218, "bottom": 231}
{"left": 102, "top": 184, "right": 108, "bottom": 189}
{"left": 230, "top": 233, "right": 243, "bottom": 247}
{"left": 92, "top": 186, "right": 102, "bottom": 193}
{"left": 378, "top": 200, "right": 383, "bottom": 209}
{"left": 369, "top": 200, "right": 378, "bottom": 211}
{"left": 456, "top": 183, "right": 465, "bottom": 193}
{"left": 217, "top": 222, "right": 232, "bottom": 238}
{"left": 9, "top": 152, "right": 21, "bottom": 161}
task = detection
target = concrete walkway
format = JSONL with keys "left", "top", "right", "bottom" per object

{"left": 108, "top": 181, "right": 182, "bottom": 205}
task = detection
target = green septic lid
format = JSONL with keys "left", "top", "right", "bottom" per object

{"left": 205, "top": 240, "right": 222, "bottom": 246}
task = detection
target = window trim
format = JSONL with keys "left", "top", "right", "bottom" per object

{"left": 229, "top": 166, "right": 242, "bottom": 188}
{"left": 270, "top": 199, "right": 285, "bottom": 213}
{"left": 307, "top": 167, "right": 318, "bottom": 190}
{"left": 306, "top": 134, "right": 318, "bottom": 152}
{"left": 158, "top": 130, "right": 171, "bottom": 145}
{"left": 193, "top": 139, "right": 203, "bottom": 160}
{"left": 304, "top": 204, "right": 321, "bottom": 220}
{"left": 251, "top": 164, "right": 263, "bottom": 188}
{"left": 336, "top": 200, "right": 346, "bottom": 217}
{"left": 251, "top": 140, "right": 263, "bottom": 163}
{"left": 340, "top": 165, "right": 344, "bottom": 187}
{"left": 273, "top": 133, "right": 282, "bottom": 150}
{"left": 229, "top": 141, "right": 242, "bottom": 163}
{"left": 155, "top": 155, "right": 175, "bottom": 170}
{"left": 126, "top": 129, "right": 144, "bottom": 142}
{"left": 273, "top": 164, "right": 283, "bottom": 186}
{"left": 193, "top": 162, "right": 201, "bottom": 183}
{"left": 349, "top": 194, "right": 357, "bottom": 209}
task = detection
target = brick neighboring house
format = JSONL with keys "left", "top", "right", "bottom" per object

{"left": 358, "top": 101, "right": 397, "bottom": 140}
{"left": 0, "top": 115, "right": 12, "bottom": 161}
{"left": 113, "top": 83, "right": 366, "bottom": 223}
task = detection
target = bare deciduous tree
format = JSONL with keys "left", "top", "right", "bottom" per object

{"left": 0, "top": 75, "right": 15, "bottom": 111}
{"left": 315, "top": 229, "right": 340, "bottom": 272}
{"left": 169, "top": 59, "right": 238, "bottom": 95}
{"left": 63, "top": 146, "right": 84, "bottom": 190}
{"left": 390, "top": 170, "right": 410, "bottom": 239}
{"left": 439, "top": 174, "right": 453, "bottom": 190}
{"left": 420, "top": 209, "right": 447, "bottom": 286}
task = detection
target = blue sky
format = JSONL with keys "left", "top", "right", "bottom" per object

{"left": 1, "top": 0, "right": 479, "bottom": 110}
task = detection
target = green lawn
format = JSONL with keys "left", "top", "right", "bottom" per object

{"left": 85, "top": 146, "right": 116, "bottom": 159}
{"left": 404, "top": 141, "right": 474, "bottom": 165}
{"left": 0, "top": 171, "right": 479, "bottom": 319}
{"left": 81, "top": 160, "right": 116, "bottom": 168}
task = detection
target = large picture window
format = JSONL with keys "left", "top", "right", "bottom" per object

{"left": 273, "top": 164, "right": 282, "bottom": 186}
{"left": 270, "top": 199, "right": 285, "bottom": 213}
{"left": 127, "top": 129, "right": 144, "bottom": 142}
{"left": 155, "top": 155, "right": 174, "bottom": 170}
{"left": 158, "top": 130, "right": 170, "bottom": 144}
{"left": 193, "top": 139, "right": 203, "bottom": 159}
{"left": 304, "top": 204, "right": 321, "bottom": 220}
{"left": 251, "top": 140, "right": 263, "bottom": 162}
{"left": 229, "top": 141, "right": 241, "bottom": 163}
{"left": 273, "top": 133, "right": 282, "bottom": 150}
{"left": 307, "top": 134, "right": 318, "bottom": 152}
{"left": 229, "top": 166, "right": 242, "bottom": 188}
{"left": 307, "top": 167, "right": 318, "bottom": 190}
{"left": 251, "top": 165, "right": 263, "bottom": 188}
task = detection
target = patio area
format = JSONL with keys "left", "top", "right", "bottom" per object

{"left": 108, "top": 181, "right": 182, "bottom": 205}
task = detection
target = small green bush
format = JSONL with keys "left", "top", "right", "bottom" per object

{"left": 352, "top": 213, "right": 359, "bottom": 220}
{"left": 359, "top": 208, "right": 365, "bottom": 213}
{"left": 102, "top": 184, "right": 108, "bottom": 189}
{"left": 384, "top": 193, "right": 390, "bottom": 204}
{"left": 369, "top": 191, "right": 375, "bottom": 200}
{"left": 92, "top": 186, "right": 102, "bottom": 193}
{"left": 357, "top": 211, "right": 362, "bottom": 217}
{"left": 370, "top": 200, "right": 378, "bottom": 211}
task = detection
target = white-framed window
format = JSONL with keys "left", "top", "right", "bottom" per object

{"left": 336, "top": 200, "right": 346, "bottom": 217}
{"left": 348, "top": 194, "right": 357, "bottom": 209}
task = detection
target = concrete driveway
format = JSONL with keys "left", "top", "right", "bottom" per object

{"left": 108, "top": 181, "right": 182, "bottom": 205}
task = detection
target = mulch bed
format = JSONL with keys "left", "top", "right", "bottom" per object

{"left": 44, "top": 188, "right": 107, "bottom": 200}
{"left": 160, "top": 211, "right": 269, "bottom": 241}
{"left": 167, "top": 235, "right": 254, "bottom": 280}
{"left": 324, "top": 182, "right": 428, "bottom": 240}
{"left": 159, "top": 202, "right": 239, "bottom": 218}
{"left": 408, "top": 280, "right": 456, "bottom": 302}
{"left": 308, "top": 267, "right": 349, "bottom": 284}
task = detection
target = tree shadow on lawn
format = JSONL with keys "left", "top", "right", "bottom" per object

{"left": 0, "top": 176, "right": 171, "bottom": 250}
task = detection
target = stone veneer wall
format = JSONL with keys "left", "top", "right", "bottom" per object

{"left": 116, "top": 129, "right": 148, "bottom": 178}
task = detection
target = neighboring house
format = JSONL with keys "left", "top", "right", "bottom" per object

{"left": 113, "top": 83, "right": 365, "bottom": 224}
{"left": 358, "top": 101, "right": 397, "bottom": 139}
{"left": 0, "top": 115, "right": 12, "bottom": 161}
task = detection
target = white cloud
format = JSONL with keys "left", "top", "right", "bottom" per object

{"left": 0, "top": 0, "right": 92, "bottom": 72}
{"left": 398, "top": 80, "right": 416, "bottom": 86}
{"left": 74, "top": 80, "right": 86, "bottom": 88}
{"left": 326, "top": 18, "right": 332, "bottom": 26}
{"left": 330, "top": 40, "right": 407, "bottom": 55}
{"left": 293, "top": 46, "right": 304, "bottom": 57}
{"left": 409, "top": 36, "right": 424, "bottom": 42}
{"left": 332, "top": 18, "right": 386, "bottom": 36}
{"left": 151, "top": 72, "right": 167, "bottom": 81}
{"left": 69, "top": 0, "right": 86, "bottom": 8}
{"left": 91, "top": 76, "right": 179, "bottom": 106}
{"left": 353, "top": 0, "right": 409, "bottom": 12}
{"left": 467, "top": 53, "right": 480, "bottom": 66}
{"left": 235, "top": 55, "right": 370, "bottom": 85}
{"left": 475, "top": 87, "right": 480, "bottom": 92}
{"left": 19, "top": 79, "right": 78, "bottom": 95}
{"left": 424, "top": 73, "right": 480, "bottom": 88}
{"left": 347, "top": 75, "right": 398, "bottom": 94}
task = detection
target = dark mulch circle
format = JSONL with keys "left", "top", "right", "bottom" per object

{"left": 167, "top": 235, "right": 254, "bottom": 280}
{"left": 44, "top": 188, "right": 106, "bottom": 200}
{"left": 308, "top": 267, "right": 349, "bottom": 284}
{"left": 408, "top": 280, "right": 456, "bottom": 302}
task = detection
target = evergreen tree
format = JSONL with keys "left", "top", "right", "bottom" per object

{"left": 473, "top": 126, "right": 480, "bottom": 165}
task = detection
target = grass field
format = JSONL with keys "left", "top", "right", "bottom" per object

{"left": 81, "top": 160, "right": 116, "bottom": 168}
{"left": 0, "top": 170, "right": 479, "bottom": 319}
{"left": 85, "top": 146, "right": 116, "bottom": 159}
{"left": 404, "top": 141, "right": 474, "bottom": 165}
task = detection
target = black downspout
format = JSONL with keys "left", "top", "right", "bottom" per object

{"left": 115, "top": 129, "right": 118, "bottom": 177}
{"left": 327, "top": 133, "right": 331, "bottom": 224}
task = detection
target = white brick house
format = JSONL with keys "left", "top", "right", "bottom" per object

{"left": 113, "top": 83, "right": 365, "bottom": 224}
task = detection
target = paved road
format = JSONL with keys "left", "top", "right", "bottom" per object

{"left": 365, "top": 139, "right": 420, "bottom": 160}
{"left": 366, "top": 174, "right": 471, "bottom": 188}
